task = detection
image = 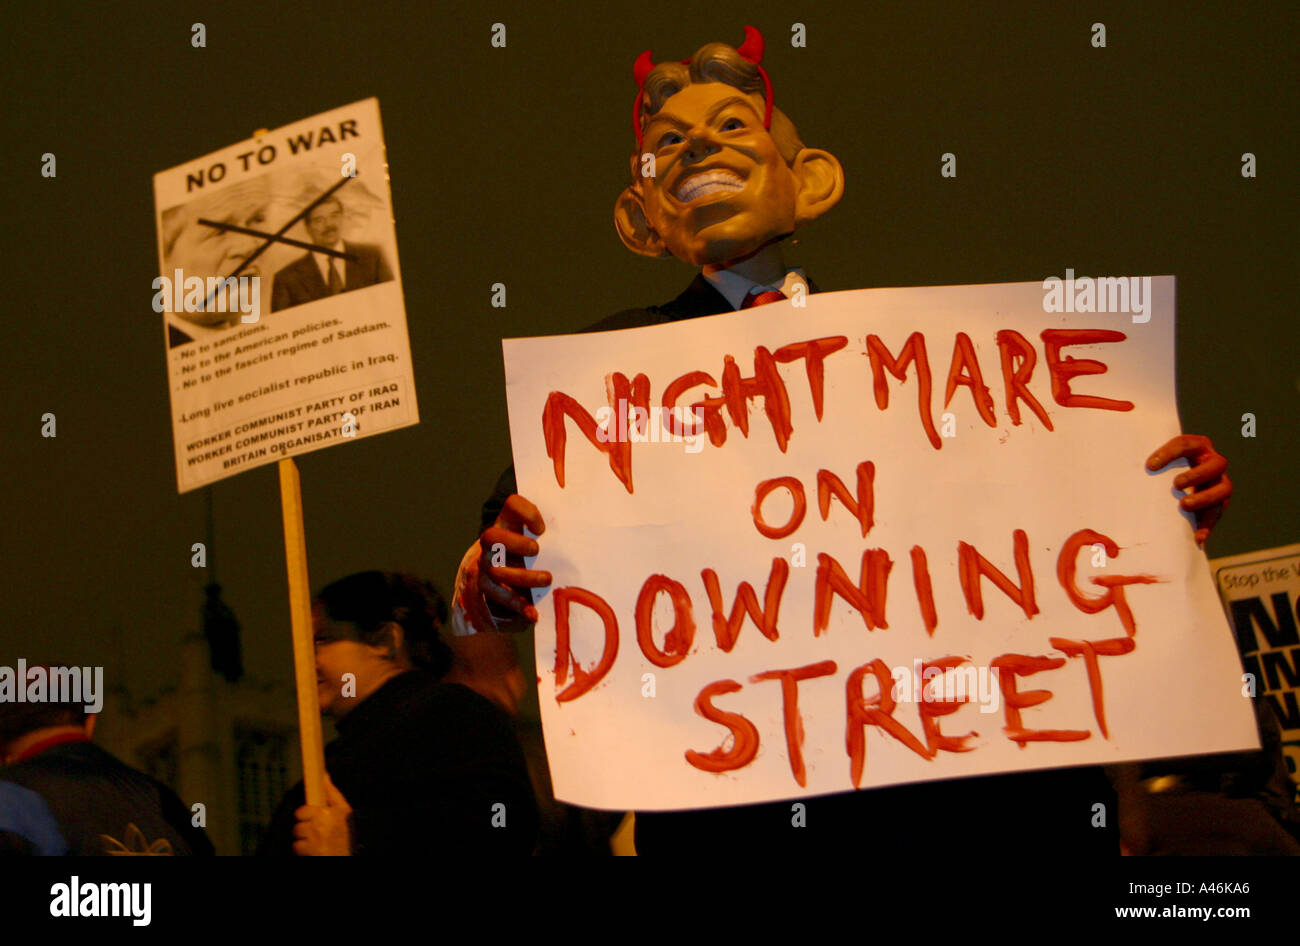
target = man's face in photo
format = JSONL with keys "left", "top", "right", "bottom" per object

{"left": 163, "top": 180, "right": 299, "bottom": 328}
{"left": 306, "top": 200, "right": 343, "bottom": 249}
{"left": 165, "top": 180, "right": 278, "bottom": 284}
{"left": 638, "top": 81, "right": 800, "bottom": 267}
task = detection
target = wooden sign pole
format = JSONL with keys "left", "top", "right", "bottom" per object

{"left": 278, "top": 457, "right": 326, "bottom": 806}
{"left": 246, "top": 125, "right": 326, "bottom": 810}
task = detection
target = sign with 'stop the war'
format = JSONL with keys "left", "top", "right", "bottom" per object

{"left": 1210, "top": 542, "right": 1300, "bottom": 801}
{"left": 153, "top": 98, "right": 417, "bottom": 493}
{"left": 502, "top": 276, "right": 1259, "bottom": 811}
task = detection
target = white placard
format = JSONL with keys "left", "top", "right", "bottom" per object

{"left": 1211, "top": 542, "right": 1300, "bottom": 800}
{"left": 503, "top": 276, "right": 1259, "bottom": 811}
{"left": 154, "top": 98, "right": 416, "bottom": 492}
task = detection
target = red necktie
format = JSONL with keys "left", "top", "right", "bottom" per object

{"left": 742, "top": 287, "right": 787, "bottom": 308}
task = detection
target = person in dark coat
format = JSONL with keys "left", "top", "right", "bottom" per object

{"left": 259, "top": 572, "right": 538, "bottom": 856}
{"left": 0, "top": 677, "right": 213, "bottom": 856}
{"left": 449, "top": 28, "right": 1235, "bottom": 857}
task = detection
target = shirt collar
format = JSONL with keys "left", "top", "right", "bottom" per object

{"left": 702, "top": 265, "right": 808, "bottom": 311}
{"left": 11, "top": 730, "right": 91, "bottom": 764}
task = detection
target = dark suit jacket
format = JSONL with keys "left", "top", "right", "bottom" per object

{"left": 480, "top": 272, "right": 1120, "bottom": 856}
{"left": 270, "top": 241, "right": 393, "bottom": 312}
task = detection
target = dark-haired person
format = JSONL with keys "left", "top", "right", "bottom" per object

{"left": 0, "top": 672, "right": 214, "bottom": 855}
{"left": 269, "top": 197, "right": 393, "bottom": 312}
{"left": 258, "top": 572, "right": 538, "bottom": 855}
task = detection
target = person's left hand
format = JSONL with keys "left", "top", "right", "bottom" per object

{"left": 1146, "top": 434, "right": 1232, "bottom": 546}
{"left": 292, "top": 773, "right": 353, "bottom": 856}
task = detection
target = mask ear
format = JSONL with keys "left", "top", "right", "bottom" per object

{"left": 791, "top": 148, "right": 846, "bottom": 226}
{"left": 614, "top": 177, "right": 671, "bottom": 258}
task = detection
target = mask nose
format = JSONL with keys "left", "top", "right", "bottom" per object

{"left": 683, "top": 135, "right": 721, "bottom": 165}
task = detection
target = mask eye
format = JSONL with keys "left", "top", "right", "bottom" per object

{"left": 721, "top": 117, "right": 745, "bottom": 131}
{"left": 658, "top": 131, "right": 684, "bottom": 150}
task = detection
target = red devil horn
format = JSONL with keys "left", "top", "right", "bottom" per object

{"left": 736, "top": 24, "right": 764, "bottom": 64}
{"left": 633, "top": 49, "right": 656, "bottom": 88}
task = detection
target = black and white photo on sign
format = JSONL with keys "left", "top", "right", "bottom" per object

{"left": 158, "top": 162, "right": 395, "bottom": 348}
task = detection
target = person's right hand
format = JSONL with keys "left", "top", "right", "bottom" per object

{"left": 458, "top": 494, "right": 552, "bottom": 634}
{"left": 292, "top": 773, "right": 353, "bottom": 856}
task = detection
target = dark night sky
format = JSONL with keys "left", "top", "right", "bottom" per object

{"left": 4, "top": 1, "right": 1296, "bottom": 707}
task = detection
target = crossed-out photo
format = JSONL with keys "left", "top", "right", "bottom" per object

{"left": 158, "top": 163, "right": 395, "bottom": 347}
